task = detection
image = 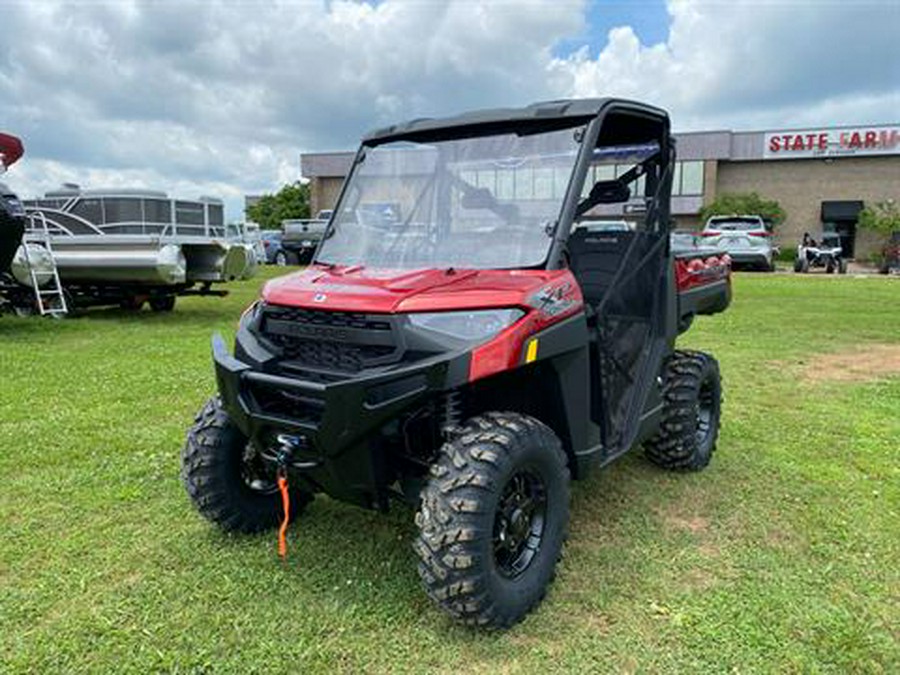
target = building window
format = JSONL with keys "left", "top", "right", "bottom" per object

{"left": 496, "top": 169, "right": 515, "bottom": 200}
{"left": 680, "top": 161, "right": 704, "bottom": 195}
{"left": 531, "top": 168, "right": 553, "bottom": 199}
{"left": 514, "top": 168, "right": 533, "bottom": 200}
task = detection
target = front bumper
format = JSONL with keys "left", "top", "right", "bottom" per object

{"left": 212, "top": 332, "right": 466, "bottom": 509}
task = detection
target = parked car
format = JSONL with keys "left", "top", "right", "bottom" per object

{"left": 879, "top": 232, "right": 900, "bottom": 275}
{"left": 259, "top": 230, "right": 286, "bottom": 265}
{"left": 701, "top": 215, "right": 776, "bottom": 271}
{"left": 794, "top": 231, "right": 847, "bottom": 274}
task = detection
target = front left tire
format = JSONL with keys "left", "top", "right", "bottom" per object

{"left": 414, "top": 412, "right": 570, "bottom": 629}
{"left": 181, "top": 396, "right": 312, "bottom": 533}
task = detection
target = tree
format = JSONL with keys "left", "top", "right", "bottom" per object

{"left": 858, "top": 200, "right": 900, "bottom": 237}
{"left": 698, "top": 192, "right": 786, "bottom": 229}
{"left": 246, "top": 181, "right": 310, "bottom": 230}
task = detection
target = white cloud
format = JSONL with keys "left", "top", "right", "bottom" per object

{"left": 550, "top": 0, "right": 900, "bottom": 131}
{"left": 0, "top": 0, "right": 896, "bottom": 220}
{"left": 0, "top": 0, "right": 585, "bottom": 217}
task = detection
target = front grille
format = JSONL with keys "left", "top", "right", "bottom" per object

{"left": 260, "top": 305, "right": 400, "bottom": 373}
{"left": 263, "top": 306, "right": 392, "bottom": 332}
{"left": 266, "top": 334, "right": 395, "bottom": 371}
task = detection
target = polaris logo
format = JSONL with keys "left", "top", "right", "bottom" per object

{"left": 268, "top": 319, "right": 350, "bottom": 341}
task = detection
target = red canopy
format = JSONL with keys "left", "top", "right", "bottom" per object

{"left": 0, "top": 132, "right": 24, "bottom": 169}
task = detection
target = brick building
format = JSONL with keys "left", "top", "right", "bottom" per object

{"left": 300, "top": 123, "right": 899, "bottom": 259}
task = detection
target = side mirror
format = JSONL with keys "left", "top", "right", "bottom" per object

{"left": 588, "top": 180, "right": 631, "bottom": 205}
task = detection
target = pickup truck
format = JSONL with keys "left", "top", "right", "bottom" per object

{"left": 281, "top": 210, "right": 332, "bottom": 264}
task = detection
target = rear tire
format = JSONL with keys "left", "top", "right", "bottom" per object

{"left": 838, "top": 259, "right": 848, "bottom": 274}
{"left": 793, "top": 258, "right": 803, "bottom": 273}
{"left": 644, "top": 350, "right": 721, "bottom": 471}
{"left": 414, "top": 412, "right": 570, "bottom": 629}
{"left": 181, "top": 396, "right": 312, "bottom": 533}
{"left": 799, "top": 258, "right": 810, "bottom": 273}
{"left": 149, "top": 295, "right": 176, "bottom": 312}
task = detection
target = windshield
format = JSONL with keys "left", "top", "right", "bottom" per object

{"left": 316, "top": 126, "right": 583, "bottom": 269}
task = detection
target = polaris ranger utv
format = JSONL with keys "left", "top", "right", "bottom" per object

{"left": 182, "top": 99, "right": 731, "bottom": 628}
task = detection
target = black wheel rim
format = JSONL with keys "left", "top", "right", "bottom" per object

{"left": 240, "top": 444, "right": 278, "bottom": 495}
{"left": 493, "top": 469, "right": 547, "bottom": 578}
{"left": 696, "top": 378, "right": 716, "bottom": 446}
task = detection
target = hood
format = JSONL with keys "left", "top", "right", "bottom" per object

{"left": 261, "top": 265, "right": 573, "bottom": 313}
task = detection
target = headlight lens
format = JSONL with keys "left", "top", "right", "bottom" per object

{"left": 407, "top": 308, "right": 524, "bottom": 342}
{"left": 238, "top": 300, "right": 264, "bottom": 330}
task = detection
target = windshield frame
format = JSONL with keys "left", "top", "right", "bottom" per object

{"left": 313, "top": 101, "right": 672, "bottom": 271}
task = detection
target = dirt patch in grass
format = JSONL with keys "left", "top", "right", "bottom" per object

{"left": 663, "top": 514, "right": 710, "bottom": 535}
{"left": 787, "top": 344, "right": 900, "bottom": 383}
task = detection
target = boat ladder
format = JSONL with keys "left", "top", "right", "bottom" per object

{"left": 24, "top": 211, "right": 68, "bottom": 317}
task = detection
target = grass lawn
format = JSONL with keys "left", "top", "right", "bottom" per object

{"left": 1, "top": 270, "right": 898, "bottom": 673}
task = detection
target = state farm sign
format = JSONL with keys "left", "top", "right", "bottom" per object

{"left": 764, "top": 125, "right": 900, "bottom": 159}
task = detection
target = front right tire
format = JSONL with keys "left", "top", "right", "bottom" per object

{"left": 414, "top": 412, "right": 570, "bottom": 629}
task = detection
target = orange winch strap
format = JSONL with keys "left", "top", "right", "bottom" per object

{"left": 277, "top": 475, "right": 290, "bottom": 559}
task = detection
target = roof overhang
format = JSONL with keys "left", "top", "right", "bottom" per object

{"left": 360, "top": 98, "right": 669, "bottom": 147}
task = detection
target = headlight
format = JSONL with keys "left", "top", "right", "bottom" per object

{"left": 238, "top": 300, "right": 264, "bottom": 330}
{"left": 407, "top": 309, "right": 524, "bottom": 342}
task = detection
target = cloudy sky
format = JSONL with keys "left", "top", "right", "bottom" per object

{"left": 2, "top": 0, "right": 898, "bottom": 220}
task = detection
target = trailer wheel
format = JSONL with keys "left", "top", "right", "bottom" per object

{"left": 414, "top": 412, "right": 570, "bottom": 629}
{"left": 181, "top": 396, "right": 312, "bottom": 533}
{"left": 120, "top": 296, "right": 144, "bottom": 311}
{"left": 149, "top": 295, "right": 176, "bottom": 312}
{"left": 644, "top": 350, "right": 721, "bottom": 471}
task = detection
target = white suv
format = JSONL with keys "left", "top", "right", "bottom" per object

{"left": 701, "top": 215, "right": 776, "bottom": 271}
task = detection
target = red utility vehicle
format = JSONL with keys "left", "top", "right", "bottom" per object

{"left": 182, "top": 99, "right": 731, "bottom": 628}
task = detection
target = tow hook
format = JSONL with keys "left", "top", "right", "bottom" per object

{"left": 269, "top": 434, "right": 320, "bottom": 471}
